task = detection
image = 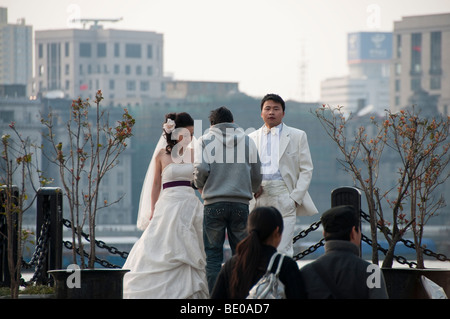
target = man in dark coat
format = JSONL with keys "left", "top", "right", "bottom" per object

{"left": 300, "top": 205, "right": 389, "bottom": 299}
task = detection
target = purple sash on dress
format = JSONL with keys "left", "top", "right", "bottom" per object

{"left": 162, "top": 181, "right": 191, "bottom": 189}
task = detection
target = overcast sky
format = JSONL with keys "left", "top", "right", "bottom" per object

{"left": 3, "top": 0, "right": 450, "bottom": 101}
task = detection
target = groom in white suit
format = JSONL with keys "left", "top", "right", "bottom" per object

{"left": 249, "top": 93, "right": 318, "bottom": 256}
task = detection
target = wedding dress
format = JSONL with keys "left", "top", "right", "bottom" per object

{"left": 122, "top": 162, "right": 209, "bottom": 298}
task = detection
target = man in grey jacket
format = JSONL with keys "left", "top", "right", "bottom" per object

{"left": 193, "top": 106, "right": 262, "bottom": 293}
{"left": 300, "top": 205, "right": 389, "bottom": 299}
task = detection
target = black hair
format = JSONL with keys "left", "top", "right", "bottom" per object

{"left": 260, "top": 93, "right": 285, "bottom": 112}
{"left": 230, "top": 206, "right": 284, "bottom": 298}
{"left": 321, "top": 205, "right": 360, "bottom": 241}
{"left": 163, "top": 112, "right": 194, "bottom": 154}
{"left": 209, "top": 106, "right": 233, "bottom": 125}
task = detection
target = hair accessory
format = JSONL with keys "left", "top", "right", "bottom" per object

{"left": 163, "top": 118, "right": 176, "bottom": 134}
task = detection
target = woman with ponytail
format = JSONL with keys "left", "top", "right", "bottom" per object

{"left": 211, "top": 206, "right": 306, "bottom": 299}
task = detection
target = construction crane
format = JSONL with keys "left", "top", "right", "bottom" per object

{"left": 70, "top": 17, "right": 123, "bottom": 29}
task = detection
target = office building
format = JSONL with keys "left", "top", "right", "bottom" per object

{"left": 320, "top": 32, "right": 392, "bottom": 114}
{"left": 390, "top": 13, "right": 450, "bottom": 115}
{"left": 0, "top": 7, "right": 33, "bottom": 95}
{"left": 35, "top": 24, "right": 165, "bottom": 105}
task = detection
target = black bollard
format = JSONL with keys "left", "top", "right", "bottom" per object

{"left": 331, "top": 187, "right": 362, "bottom": 253}
{"left": 36, "top": 187, "right": 63, "bottom": 285}
{"left": 0, "top": 185, "right": 19, "bottom": 287}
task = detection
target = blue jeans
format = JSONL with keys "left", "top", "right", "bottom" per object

{"left": 203, "top": 201, "right": 249, "bottom": 293}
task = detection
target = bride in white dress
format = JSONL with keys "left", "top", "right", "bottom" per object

{"left": 123, "top": 112, "right": 209, "bottom": 299}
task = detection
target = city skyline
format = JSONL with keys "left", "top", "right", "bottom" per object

{"left": 2, "top": 0, "right": 450, "bottom": 102}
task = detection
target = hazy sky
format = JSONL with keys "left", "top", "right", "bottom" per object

{"left": 3, "top": 0, "right": 450, "bottom": 101}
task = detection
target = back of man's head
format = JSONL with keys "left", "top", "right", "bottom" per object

{"left": 209, "top": 106, "right": 234, "bottom": 125}
{"left": 321, "top": 205, "right": 359, "bottom": 241}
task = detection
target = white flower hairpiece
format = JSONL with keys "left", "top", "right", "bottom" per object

{"left": 163, "top": 118, "right": 176, "bottom": 134}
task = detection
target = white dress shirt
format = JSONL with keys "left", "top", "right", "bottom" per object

{"left": 260, "top": 123, "right": 283, "bottom": 180}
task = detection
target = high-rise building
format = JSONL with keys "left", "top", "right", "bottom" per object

{"left": 35, "top": 23, "right": 165, "bottom": 105}
{"left": 390, "top": 13, "right": 450, "bottom": 115}
{"left": 320, "top": 32, "right": 392, "bottom": 114}
{"left": 0, "top": 7, "right": 33, "bottom": 94}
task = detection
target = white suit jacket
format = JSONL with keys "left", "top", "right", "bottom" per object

{"left": 249, "top": 124, "right": 318, "bottom": 216}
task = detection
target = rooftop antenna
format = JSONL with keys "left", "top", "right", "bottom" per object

{"left": 298, "top": 38, "right": 310, "bottom": 102}
{"left": 70, "top": 17, "right": 123, "bottom": 30}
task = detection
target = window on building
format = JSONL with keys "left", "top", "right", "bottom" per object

{"left": 411, "top": 77, "right": 421, "bottom": 91}
{"left": 410, "top": 33, "right": 421, "bottom": 75}
{"left": 47, "top": 43, "right": 61, "bottom": 90}
{"left": 38, "top": 44, "right": 43, "bottom": 59}
{"left": 395, "top": 63, "right": 401, "bottom": 76}
{"left": 65, "top": 42, "right": 69, "bottom": 57}
{"left": 395, "top": 79, "right": 400, "bottom": 92}
{"left": 109, "top": 79, "right": 115, "bottom": 90}
{"left": 114, "top": 64, "right": 120, "bottom": 74}
{"left": 147, "top": 44, "right": 153, "bottom": 58}
{"left": 430, "top": 31, "right": 441, "bottom": 75}
{"left": 136, "top": 65, "right": 142, "bottom": 75}
{"left": 140, "top": 81, "right": 149, "bottom": 91}
{"left": 114, "top": 43, "right": 120, "bottom": 57}
{"left": 126, "top": 80, "right": 136, "bottom": 91}
{"left": 396, "top": 34, "right": 401, "bottom": 58}
{"left": 0, "top": 111, "right": 14, "bottom": 123}
{"left": 430, "top": 77, "right": 441, "bottom": 90}
{"left": 125, "top": 43, "right": 141, "bottom": 58}
{"left": 117, "top": 172, "right": 124, "bottom": 186}
{"left": 97, "top": 42, "right": 107, "bottom": 57}
{"left": 147, "top": 66, "right": 153, "bottom": 76}
{"left": 65, "top": 64, "right": 69, "bottom": 75}
{"left": 125, "top": 65, "right": 131, "bottom": 75}
{"left": 80, "top": 42, "right": 92, "bottom": 57}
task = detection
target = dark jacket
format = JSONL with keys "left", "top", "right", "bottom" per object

{"left": 300, "top": 240, "right": 389, "bottom": 299}
{"left": 211, "top": 245, "right": 306, "bottom": 299}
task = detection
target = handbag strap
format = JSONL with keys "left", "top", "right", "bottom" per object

{"left": 267, "top": 252, "right": 285, "bottom": 276}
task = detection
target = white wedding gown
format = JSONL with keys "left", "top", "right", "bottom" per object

{"left": 122, "top": 163, "right": 209, "bottom": 298}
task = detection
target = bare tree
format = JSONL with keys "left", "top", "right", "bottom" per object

{"left": 314, "top": 105, "right": 449, "bottom": 268}
{"left": 41, "top": 90, "right": 135, "bottom": 269}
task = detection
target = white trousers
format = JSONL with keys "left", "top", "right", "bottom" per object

{"left": 254, "top": 180, "right": 297, "bottom": 257}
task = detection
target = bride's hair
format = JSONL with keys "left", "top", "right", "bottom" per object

{"left": 163, "top": 112, "right": 194, "bottom": 154}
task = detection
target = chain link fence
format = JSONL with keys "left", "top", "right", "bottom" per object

{"left": 2, "top": 187, "right": 449, "bottom": 288}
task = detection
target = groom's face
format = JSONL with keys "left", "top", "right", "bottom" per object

{"left": 261, "top": 100, "right": 285, "bottom": 128}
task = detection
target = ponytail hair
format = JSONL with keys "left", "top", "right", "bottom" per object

{"left": 163, "top": 112, "right": 194, "bottom": 154}
{"left": 230, "top": 206, "right": 283, "bottom": 298}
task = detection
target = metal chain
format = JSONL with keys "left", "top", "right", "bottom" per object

{"left": 293, "top": 220, "right": 321, "bottom": 244}
{"left": 19, "top": 207, "right": 449, "bottom": 277}
{"left": 360, "top": 210, "right": 449, "bottom": 263}
{"left": 293, "top": 238, "right": 325, "bottom": 261}
{"left": 292, "top": 220, "right": 324, "bottom": 260}
{"left": 62, "top": 218, "right": 129, "bottom": 268}
{"left": 361, "top": 234, "right": 418, "bottom": 268}
{"left": 21, "top": 211, "right": 51, "bottom": 285}
{"left": 62, "top": 240, "right": 121, "bottom": 269}
{"left": 292, "top": 209, "right": 449, "bottom": 266}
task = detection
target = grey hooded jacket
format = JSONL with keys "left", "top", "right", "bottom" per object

{"left": 193, "top": 122, "right": 262, "bottom": 205}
